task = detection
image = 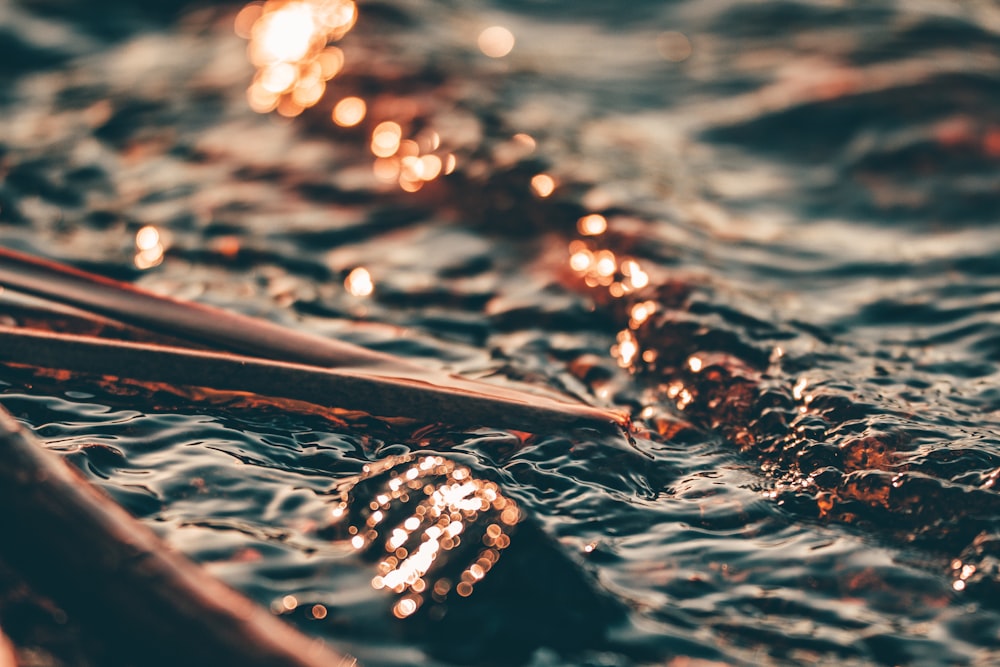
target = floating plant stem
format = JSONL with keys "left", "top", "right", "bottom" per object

{"left": 0, "top": 404, "right": 357, "bottom": 667}
{"left": 0, "top": 247, "right": 624, "bottom": 432}
{"left": 0, "top": 326, "right": 618, "bottom": 433}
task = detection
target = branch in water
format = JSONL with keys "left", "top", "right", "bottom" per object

{"left": 0, "top": 326, "right": 620, "bottom": 433}
{"left": 0, "top": 246, "right": 624, "bottom": 432}
{"left": 0, "top": 404, "right": 357, "bottom": 667}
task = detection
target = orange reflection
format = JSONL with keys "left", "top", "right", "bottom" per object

{"left": 332, "top": 96, "right": 366, "bottom": 126}
{"left": 372, "top": 157, "right": 401, "bottom": 183}
{"left": 531, "top": 173, "right": 556, "bottom": 198}
{"left": 366, "top": 118, "right": 454, "bottom": 192}
{"left": 240, "top": 0, "right": 358, "bottom": 114}
{"left": 577, "top": 214, "right": 607, "bottom": 236}
{"left": 342, "top": 456, "right": 518, "bottom": 616}
{"left": 612, "top": 329, "right": 639, "bottom": 368}
{"left": 371, "top": 121, "right": 402, "bottom": 158}
{"left": 629, "top": 300, "right": 656, "bottom": 328}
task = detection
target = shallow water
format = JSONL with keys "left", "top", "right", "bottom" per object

{"left": 1, "top": 0, "right": 1000, "bottom": 664}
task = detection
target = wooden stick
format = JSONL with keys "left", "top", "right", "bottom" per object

{"left": 0, "top": 247, "right": 624, "bottom": 430}
{"left": 0, "top": 405, "right": 356, "bottom": 667}
{"left": 0, "top": 326, "right": 619, "bottom": 432}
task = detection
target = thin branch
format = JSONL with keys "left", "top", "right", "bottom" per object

{"left": 0, "top": 404, "right": 356, "bottom": 667}
{"left": 0, "top": 326, "right": 619, "bottom": 433}
{"left": 0, "top": 247, "right": 624, "bottom": 432}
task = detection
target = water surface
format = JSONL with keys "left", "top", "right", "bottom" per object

{"left": 1, "top": 0, "right": 999, "bottom": 664}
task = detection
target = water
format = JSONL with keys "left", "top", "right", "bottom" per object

{"left": 2, "top": 0, "right": 1000, "bottom": 664}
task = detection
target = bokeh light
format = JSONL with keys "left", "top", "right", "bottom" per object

{"left": 134, "top": 225, "right": 164, "bottom": 270}
{"left": 530, "top": 173, "right": 556, "bottom": 197}
{"left": 332, "top": 96, "right": 366, "bottom": 126}
{"left": 478, "top": 26, "right": 515, "bottom": 58}
{"left": 345, "top": 267, "right": 374, "bottom": 297}
{"left": 577, "top": 214, "right": 607, "bottom": 236}
{"left": 239, "top": 0, "right": 358, "bottom": 115}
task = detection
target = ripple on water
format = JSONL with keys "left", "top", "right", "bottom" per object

{"left": 3, "top": 0, "right": 1000, "bottom": 665}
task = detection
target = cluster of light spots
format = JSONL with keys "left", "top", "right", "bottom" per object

{"left": 567, "top": 220, "right": 667, "bottom": 380}
{"left": 478, "top": 26, "right": 515, "bottom": 59}
{"left": 269, "top": 595, "right": 329, "bottom": 622}
{"left": 951, "top": 559, "right": 977, "bottom": 592}
{"left": 346, "top": 456, "right": 518, "bottom": 616}
{"left": 612, "top": 329, "right": 639, "bottom": 368}
{"left": 332, "top": 96, "right": 366, "bottom": 126}
{"left": 567, "top": 240, "right": 651, "bottom": 298}
{"left": 345, "top": 267, "right": 373, "bottom": 297}
{"left": 270, "top": 594, "right": 300, "bottom": 614}
{"left": 237, "top": 0, "right": 357, "bottom": 116}
{"left": 369, "top": 123, "right": 456, "bottom": 192}
{"left": 666, "top": 380, "right": 694, "bottom": 410}
{"left": 629, "top": 300, "right": 656, "bottom": 328}
{"left": 620, "top": 259, "right": 649, "bottom": 289}
{"left": 134, "top": 225, "right": 164, "bottom": 269}
{"left": 530, "top": 173, "right": 556, "bottom": 198}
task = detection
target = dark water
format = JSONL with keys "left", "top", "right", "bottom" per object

{"left": 2, "top": 0, "right": 1000, "bottom": 664}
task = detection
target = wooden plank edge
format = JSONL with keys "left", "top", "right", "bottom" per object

{"left": 0, "top": 404, "right": 357, "bottom": 667}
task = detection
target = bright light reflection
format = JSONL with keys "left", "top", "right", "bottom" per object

{"left": 577, "top": 214, "right": 607, "bottom": 236}
{"left": 531, "top": 173, "right": 556, "bottom": 197}
{"left": 345, "top": 267, "right": 374, "bottom": 296}
{"left": 630, "top": 301, "right": 656, "bottom": 327}
{"left": 478, "top": 26, "right": 515, "bottom": 58}
{"left": 613, "top": 329, "right": 639, "bottom": 368}
{"left": 570, "top": 249, "right": 593, "bottom": 272}
{"left": 595, "top": 250, "right": 616, "bottom": 277}
{"left": 135, "top": 225, "right": 160, "bottom": 251}
{"left": 134, "top": 225, "right": 164, "bottom": 270}
{"left": 347, "top": 457, "right": 517, "bottom": 616}
{"left": 240, "top": 0, "right": 358, "bottom": 114}
{"left": 332, "top": 96, "right": 366, "bottom": 126}
{"left": 371, "top": 121, "right": 402, "bottom": 158}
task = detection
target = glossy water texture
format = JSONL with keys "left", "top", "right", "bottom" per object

{"left": 2, "top": 0, "right": 1000, "bottom": 664}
